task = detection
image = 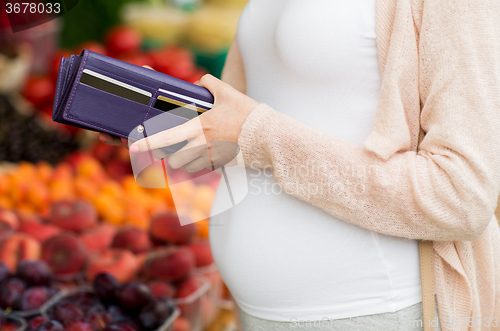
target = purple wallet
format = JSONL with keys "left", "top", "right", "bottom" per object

{"left": 52, "top": 49, "right": 214, "bottom": 153}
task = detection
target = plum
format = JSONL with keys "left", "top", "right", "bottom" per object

{"left": 107, "top": 305, "right": 128, "bottom": 324}
{"left": 138, "top": 299, "right": 173, "bottom": 330}
{"left": 116, "top": 282, "right": 153, "bottom": 312}
{"left": 87, "top": 309, "right": 113, "bottom": 331}
{"left": 2, "top": 322, "right": 21, "bottom": 331}
{"left": 52, "top": 301, "right": 84, "bottom": 323}
{"left": 16, "top": 260, "right": 53, "bottom": 286}
{"left": 36, "top": 320, "right": 64, "bottom": 331}
{"left": 93, "top": 273, "right": 120, "bottom": 302}
{"left": 29, "top": 316, "right": 49, "bottom": 331}
{"left": 0, "top": 260, "right": 10, "bottom": 283}
{"left": 65, "top": 319, "right": 97, "bottom": 331}
{"left": 70, "top": 292, "right": 100, "bottom": 314}
{"left": 19, "top": 286, "right": 51, "bottom": 310}
{"left": 0, "top": 277, "right": 26, "bottom": 309}
{"left": 103, "top": 324, "right": 137, "bottom": 331}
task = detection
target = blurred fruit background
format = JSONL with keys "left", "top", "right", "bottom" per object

{"left": 0, "top": 0, "right": 246, "bottom": 330}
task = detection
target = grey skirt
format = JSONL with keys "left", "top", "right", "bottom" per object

{"left": 238, "top": 295, "right": 441, "bottom": 331}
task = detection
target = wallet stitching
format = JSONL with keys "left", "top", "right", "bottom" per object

{"left": 63, "top": 51, "right": 127, "bottom": 137}
{"left": 63, "top": 51, "right": 140, "bottom": 138}
{"left": 54, "top": 56, "right": 74, "bottom": 118}
{"left": 143, "top": 90, "right": 159, "bottom": 123}
{"left": 53, "top": 60, "right": 67, "bottom": 114}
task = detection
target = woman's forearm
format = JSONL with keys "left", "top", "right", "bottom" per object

{"left": 238, "top": 102, "right": 500, "bottom": 242}
{"left": 220, "top": 40, "right": 247, "bottom": 95}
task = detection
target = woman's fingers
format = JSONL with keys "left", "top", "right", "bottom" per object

{"left": 167, "top": 139, "right": 208, "bottom": 169}
{"left": 130, "top": 118, "right": 204, "bottom": 153}
{"left": 98, "top": 132, "right": 123, "bottom": 146}
{"left": 183, "top": 155, "right": 212, "bottom": 173}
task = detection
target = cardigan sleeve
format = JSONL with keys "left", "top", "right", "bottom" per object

{"left": 237, "top": 0, "right": 500, "bottom": 242}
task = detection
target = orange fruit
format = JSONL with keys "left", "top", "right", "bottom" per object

{"left": 0, "top": 175, "right": 10, "bottom": 194}
{"left": 100, "top": 180, "right": 125, "bottom": 200}
{"left": 17, "top": 162, "right": 37, "bottom": 179}
{"left": 74, "top": 176, "right": 99, "bottom": 201}
{"left": 36, "top": 161, "right": 53, "bottom": 183}
{"left": 0, "top": 196, "right": 13, "bottom": 209}
{"left": 102, "top": 204, "right": 125, "bottom": 226}
{"left": 27, "top": 180, "right": 50, "bottom": 209}
{"left": 49, "top": 179, "right": 75, "bottom": 202}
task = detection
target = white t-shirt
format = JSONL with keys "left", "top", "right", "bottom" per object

{"left": 209, "top": 0, "right": 422, "bottom": 322}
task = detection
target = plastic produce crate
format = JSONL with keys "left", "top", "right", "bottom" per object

{"left": 40, "top": 286, "right": 180, "bottom": 331}
{"left": 8, "top": 285, "right": 66, "bottom": 318}
{"left": 1, "top": 314, "right": 28, "bottom": 331}
{"left": 192, "top": 264, "right": 223, "bottom": 327}
{"left": 172, "top": 276, "right": 210, "bottom": 331}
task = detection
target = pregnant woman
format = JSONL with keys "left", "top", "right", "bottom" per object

{"left": 100, "top": 0, "right": 500, "bottom": 329}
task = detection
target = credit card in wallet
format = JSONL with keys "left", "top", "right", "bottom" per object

{"left": 80, "top": 69, "right": 152, "bottom": 105}
{"left": 153, "top": 96, "right": 202, "bottom": 120}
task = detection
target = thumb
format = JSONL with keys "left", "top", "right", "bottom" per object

{"left": 196, "top": 74, "right": 223, "bottom": 95}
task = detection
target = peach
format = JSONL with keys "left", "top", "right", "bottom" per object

{"left": 50, "top": 200, "right": 97, "bottom": 233}
{"left": 148, "top": 281, "right": 176, "bottom": 299}
{"left": 0, "top": 233, "right": 41, "bottom": 271}
{"left": 86, "top": 249, "right": 138, "bottom": 283}
{"left": 173, "top": 317, "right": 191, "bottom": 331}
{"left": 111, "top": 226, "right": 151, "bottom": 254}
{"left": 0, "top": 209, "right": 20, "bottom": 232}
{"left": 149, "top": 212, "right": 195, "bottom": 245}
{"left": 143, "top": 247, "right": 195, "bottom": 282}
{"left": 19, "top": 220, "right": 61, "bottom": 242}
{"left": 190, "top": 185, "right": 214, "bottom": 215}
{"left": 41, "top": 234, "right": 88, "bottom": 278}
{"left": 80, "top": 223, "right": 116, "bottom": 254}
{"left": 176, "top": 276, "right": 203, "bottom": 299}
{"left": 187, "top": 241, "right": 213, "bottom": 267}
{"left": 92, "top": 143, "right": 115, "bottom": 163}
{"left": 176, "top": 276, "right": 204, "bottom": 317}
{"left": 105, "top": 159, "right": 132, "bottom": 182}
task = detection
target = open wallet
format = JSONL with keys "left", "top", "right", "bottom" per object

{"left": 52, "top": 49, "right": 214, "bottom": 153}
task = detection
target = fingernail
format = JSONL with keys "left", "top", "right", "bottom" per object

{"left": 194, "top": 80, "right": 199, "bottom": 84}
{"left": 130, "top": 145, "right": 139, "bottom": 153}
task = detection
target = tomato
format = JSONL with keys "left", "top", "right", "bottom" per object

{"left": 105, "top": 26, "right": 143, "bottom": 56}
{"left": 166, "top": 57, "right": 196, "bottom": 81}
{"left": 75, "top": 41, "right": 107, "bottom": 56}
{"left": 148, "top": 46, "right": 195, "bottom": 79}
{"left": 22, "top": 75, "right": 55, "bottom": 107}
{"left": 117, "top": 52, "right": 154, "bottom": 68}
{"left": 187, "top": 68, "right": 208, "bottom": 84}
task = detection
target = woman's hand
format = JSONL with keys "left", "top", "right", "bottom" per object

{"left": 129, "top": 74, "right": 259, "bottom": 171}
{"left": 98, "top": 133, "right": 128, "bottom": 148}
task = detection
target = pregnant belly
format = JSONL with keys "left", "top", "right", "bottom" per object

{"left": 208, "top": 169, "right": 398, "bottom": 317}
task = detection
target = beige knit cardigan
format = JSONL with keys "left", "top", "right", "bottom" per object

{"left": 220, "top": 0, "right": 500, "bottom": 330}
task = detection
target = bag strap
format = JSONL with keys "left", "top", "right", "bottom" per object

{"left": 419, "top": 240, "right": 435, "bottom": 331}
